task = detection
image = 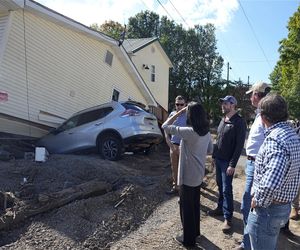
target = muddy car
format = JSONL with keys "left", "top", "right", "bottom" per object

{"left": 37, "top": 101, "right": 163, "bottom": 160}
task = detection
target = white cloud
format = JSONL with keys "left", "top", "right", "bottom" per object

{"left": 36, "top": 0, "right": 238, "bottom": 30}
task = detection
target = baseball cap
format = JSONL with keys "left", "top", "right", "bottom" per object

{"left": 246, "top": 81, "right": 271, "bottom": 94}
{"left": 219, "top": 95, "right": 237, "bottom": 105}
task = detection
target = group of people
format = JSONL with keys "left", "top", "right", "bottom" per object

{"left": 162, "top": 82, "right": 300, "bottom": 249}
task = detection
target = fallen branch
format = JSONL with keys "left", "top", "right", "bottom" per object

{"left": 114, "top": 198, "right": 125, "bottom": 208}
{"left": 0, "top": 180, "right": 111, "bottom": 231}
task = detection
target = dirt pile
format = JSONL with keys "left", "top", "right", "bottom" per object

{"left": 0, "top": 144, "right": 171, "bottom": 249}
{"left": 0, "top": 142, "right": 299, "bottom": 250}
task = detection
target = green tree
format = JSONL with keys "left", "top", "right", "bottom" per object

{"left": 127, "top": 11, "right": 160, "bottom": 38}
{"left": 270, "top": 6, "right": 300, "bottom": 119}
{"left": 90, "top": 20, "right": 125, "bottom": 40}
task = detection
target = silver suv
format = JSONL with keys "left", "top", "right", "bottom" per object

{"left": 37, "top": 101, "right": 163, "bottom": 160}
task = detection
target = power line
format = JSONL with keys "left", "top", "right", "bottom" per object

{"left": 238, "top": 0, "right": 272, "bottom": 69}
{"left": 168, "top": 0, "right": 189, "bottom": 27}
{"left": 139, "top": 0, "right": 148, "bottom": 9}
{"left": 156, "top": 0, "right": 176, "bottom": 22}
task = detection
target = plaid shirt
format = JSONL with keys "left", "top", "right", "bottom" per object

{"left": 252, "top": 122, "right": 300, "bottom": 208}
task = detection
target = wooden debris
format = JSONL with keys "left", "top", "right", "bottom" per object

{"left": 114, "top": 184, "right": 134, "bottom": 208}
{"left": 0, "top": 180, "right": 111, "bottom": 231}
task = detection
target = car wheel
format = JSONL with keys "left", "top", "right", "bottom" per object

{"left": 99, "top": 134, "right": 122, "bottom": 161}
{"left": 144, "top": 145, "right": 154, "bottom": 155}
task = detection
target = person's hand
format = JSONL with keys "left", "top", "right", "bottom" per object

{"left": 226, "top": 166, "right": 235, "bottom": 176}
{"left": 251, "top": 198, "right": 257, "bottom": 208}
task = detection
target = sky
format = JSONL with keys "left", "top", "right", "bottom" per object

{"left": 36, "top": 0, "right": 300, "bottom": 85}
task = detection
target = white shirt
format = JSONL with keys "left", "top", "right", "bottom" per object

{"left": 246, "top": 112, "right": 265, "bottom": 157}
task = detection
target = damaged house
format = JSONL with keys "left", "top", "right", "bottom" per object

{"left": 0, "top": 0, "right": 172, "bottom": 138}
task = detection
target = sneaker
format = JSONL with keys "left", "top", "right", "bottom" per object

{"left": 173, "top": 234, "right": 195, "bottom": 247}
{"left": 233, "top": 245, "right": 244, "bottom": 250}
{"left": 222, "top": 219, "right": 232, "bottom": 233}
{"left": 174, "top": 234, "right": 184, "bottom": 245}
{"left": 165, "top": 187, "right": 178, "bottom": 195}
{"left": 289, "top": 207, "right": 299, "bottom": 220}
{"left": 207, "top": 207, "right": 224, "bottom": 216}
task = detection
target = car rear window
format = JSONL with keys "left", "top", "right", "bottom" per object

{"left": 121, "top": 103, "right": 146, "bottom": 112}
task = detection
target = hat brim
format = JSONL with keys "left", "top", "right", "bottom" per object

{"left": 246, "top": 89, "right": 253, "bottom": 94}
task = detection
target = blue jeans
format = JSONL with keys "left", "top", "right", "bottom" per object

{"left": 240, "top": 160, "right": 255, "bottom": 250}
{"left": 215, "top": 158, "right": 234, "bottom": 220}
{"left": 246, "top": 203, "right": 291, "bottom": 250}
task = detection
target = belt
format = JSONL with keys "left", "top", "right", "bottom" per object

{"left": 272, "top": 200, "right": 289, "bottom": 205}
{"left": 247, "top": 155, "right": 255, "bottom": 161}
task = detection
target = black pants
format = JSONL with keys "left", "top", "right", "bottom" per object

{"left": 179, "top": 184, "right": 201, "bottom": 246}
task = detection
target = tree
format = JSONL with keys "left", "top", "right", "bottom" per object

{"left": 90, "top": 20, "right": 125, "bottom": 40}
{"left": 270, "top": 6, "right": 300, "bottom": 119}
{"left": 127, "top": 11, "right": 160, "bottom": 38}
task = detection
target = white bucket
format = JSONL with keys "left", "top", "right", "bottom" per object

{"left": 35, "top": 147, "right": 49, "bottom": 162}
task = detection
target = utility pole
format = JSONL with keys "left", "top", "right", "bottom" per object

{"left": 226, "top": 62, "right": 232, "bottom": 86}
{"left": 247, "top": 76, "right": 250, "bottom": 87}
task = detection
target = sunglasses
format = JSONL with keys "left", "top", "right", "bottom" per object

{"left": 175, "top": 103, "right": 185, "bottom": 106}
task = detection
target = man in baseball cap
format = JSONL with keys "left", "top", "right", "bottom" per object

{"left": 210, "top": 94, "right": 246, "bottom": 233}
{"left": 246, "top": 81, "right": 271, "bottom": 95}
{"left": 219, "top": 95, "right": 237, "bottom": 105}
{"left": 237, "top": 81, "right": 271, "bottom": 250}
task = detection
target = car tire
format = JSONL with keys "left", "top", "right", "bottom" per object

{"left": 98, "top": 134, "right": 122, "bottom": 161}
{"left": 144, "top": 145, "right": 155, "bottom": 155}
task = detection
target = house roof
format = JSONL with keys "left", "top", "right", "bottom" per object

{"left": 123, "top": 38, "right": 158, "bottom": 53}
{"left": 123, "top": 38, "right": 173, "bottom": 67}
{"left": 0, "top": 0, "right": 157, "bottom": 107}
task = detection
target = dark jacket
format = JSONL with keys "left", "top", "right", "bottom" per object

{"left": 213, "top": 112, "right": 246, "bottom": 168}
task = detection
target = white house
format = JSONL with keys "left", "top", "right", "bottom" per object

{"left": 0, "top": 0, "right": 160, "bottom": 137}
{"left": 123, "top": 38, "right": 173, "bottom": 122}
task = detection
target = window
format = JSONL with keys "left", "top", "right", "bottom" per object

{"left": 151, "top": 65, "right": 155, "bottom": 82}
{"left": 112, "top": 89, "right": 120, "bottom": 101}
{"left": 105, "top": 50, "right": 113, "bottom": 66}
{"left": 56, "top": 107, "right": 113, "bottom": 133}
{"left": 77, "top": 108, "right": 113, "bottom": 126}
{"left": 122, "top": 103, "right": 145, "bottom": 112}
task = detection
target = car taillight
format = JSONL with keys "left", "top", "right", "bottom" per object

{"left": 120, "top": 109, "right": 140, "bottom": 117}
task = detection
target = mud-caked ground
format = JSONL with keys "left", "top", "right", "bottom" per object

{"left": 0, "top": 142, "right": 299, "bottom": 250}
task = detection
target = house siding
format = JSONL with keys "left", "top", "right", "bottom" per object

{"left": 0, "top": 10, "right": 147, "bottom": 137}
{"left": 0, "top": 13, "right": 9, "bottom": 50}
{"left": 131, "top": 42, "right": 170, "bottom": 111}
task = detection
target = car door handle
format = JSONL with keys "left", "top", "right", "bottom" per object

{"left": 68, "top": 132, "right": 73, "bottom": 134}
{"left": 95, "top": 122, "right": 103, "bottom": 126}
